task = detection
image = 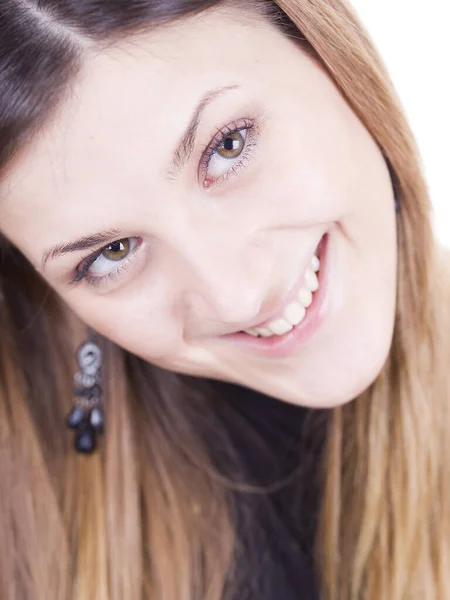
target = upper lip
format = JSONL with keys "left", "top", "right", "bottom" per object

{"left": 222, "top": 234, "right": 324, "bottom": 336}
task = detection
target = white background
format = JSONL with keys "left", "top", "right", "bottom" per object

{"left": 351, "top": 1, "right": 450, "bottom": 247}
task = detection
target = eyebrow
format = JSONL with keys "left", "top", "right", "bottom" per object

{"left": 169, "top": 84, "right": 241, "bottom": 175}
{"left": 42, "top": 85, "right": 241, "bottom": 269}
{"left": 42, "top": 228, "right": 123, "bottom": 270}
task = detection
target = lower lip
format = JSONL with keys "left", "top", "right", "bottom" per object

{"left": 224, "top": 232, "right": 331, "bottom": 358}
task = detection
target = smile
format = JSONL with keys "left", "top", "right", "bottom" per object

{"left": 243, "top": 249, "right": 320, "bottom": 338}
{"left": 224, "top": 231, "right": 331, "bottom": 358}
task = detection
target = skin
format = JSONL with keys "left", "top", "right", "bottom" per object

{"left": 0, "top": 7, "right": 397, "bottom": 408}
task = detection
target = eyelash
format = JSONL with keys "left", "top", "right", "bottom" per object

{"left": 71, "top": 240, "right": 142, "bottom": 287}
{"left": 73, "top": 116, "right": 260, "bottom": 287}
{"left": 199, "top": 117, "right": 258, "bottom": 188}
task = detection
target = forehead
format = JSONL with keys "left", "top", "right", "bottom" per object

{"left": 0, "top": 9, "right": 278, "bottom": 211}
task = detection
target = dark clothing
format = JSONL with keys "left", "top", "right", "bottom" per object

{"left": 211, "top": 381, "right": 330, "bottom": 600}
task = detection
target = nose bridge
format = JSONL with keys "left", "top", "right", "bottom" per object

{"left": 177, "top": 230, "right": 262, "bottom": 324}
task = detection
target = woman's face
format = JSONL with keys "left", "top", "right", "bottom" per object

{"left": 0, "top": 7, "right": 397, "bottom": 408}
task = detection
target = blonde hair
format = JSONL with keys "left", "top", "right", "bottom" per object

{"left": 0, "top": 1, "right": 449, "bottom": 599}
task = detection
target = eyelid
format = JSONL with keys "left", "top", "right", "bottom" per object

{"left": 70, "top": 237, "right": 143, "bottom": 287}
{"left": 198, "top": 115, "right": 262, "bottom": 187}
{"left": 83, "top": 254, "right": 135, "bottom": 289}
{"left": 71, "top": 247, "right": 105, "bottom": 283}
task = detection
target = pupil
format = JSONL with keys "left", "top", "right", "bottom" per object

{"left": 224, "top": 137, "right": 236, "bottom": 151}
{"left": 109, "top": 241, "right": 123, "bottom": 253}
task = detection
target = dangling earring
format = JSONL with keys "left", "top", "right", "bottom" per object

{"left": 66, "top": 331, "right": 105, "bottom": 454}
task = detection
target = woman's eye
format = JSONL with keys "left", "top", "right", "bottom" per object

{"left": 74, "top": 237, "right": 141, "bottom": 284}
{"left": 200, "top": 119, "right": 258, "bottom": 187}
{"left": 204, "top": 129, "right": 247, "bottom": 181}
{"left": 89, "top": 237, "right": 139, "bottom": 274}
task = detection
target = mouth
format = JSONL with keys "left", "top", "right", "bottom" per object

{"left": 223, "top": 231, "right": 331, "bottom": 358}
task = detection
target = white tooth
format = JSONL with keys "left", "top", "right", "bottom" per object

{"left": 255, "top": 327, "right": 273, "bottom": 337}
{"left": 305, "top": 268, "right": 319, "bottom": 292}
{"left": 266, "top": 318, "right": 293, "bottom": 336}
{"left": 298, "top": 287, "right": 313, "bottom": 308}
{"left": 284, "top": 302, "right": 306, "bottom": 326}
{"left": 243, "top": 328, "right": 259, "bottom": 337}
{"left": 311, "top": 255, "right": 320, "bottom": 273}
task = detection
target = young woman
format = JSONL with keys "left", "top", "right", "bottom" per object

{"left": 0, "top": 0, "right": 448, "bottom": 598}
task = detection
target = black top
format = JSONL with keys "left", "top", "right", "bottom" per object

{"left": 210, "top": 381, "right": 330, "bottom": 600}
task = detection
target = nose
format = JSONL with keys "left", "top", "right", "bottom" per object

{"left": 178, "top": 242, "right": 264, "bottom": 330}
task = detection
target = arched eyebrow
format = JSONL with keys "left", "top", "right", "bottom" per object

{"left": 168, "top": 84, "right": 241, "bottom": 176}
{"left": 42, "top": 228, "right": 123, "bottom": 270}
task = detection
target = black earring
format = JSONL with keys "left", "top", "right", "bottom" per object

{"left": 66, "top": 332, "right": 105, "bottom": 454}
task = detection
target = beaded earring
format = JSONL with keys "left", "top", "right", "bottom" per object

{"left": 66, "top": 333, "right": 105, "bottom": 454}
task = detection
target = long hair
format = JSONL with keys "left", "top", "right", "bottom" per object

{"left": 0, "top": 1, "right": 449, "bottom": 599}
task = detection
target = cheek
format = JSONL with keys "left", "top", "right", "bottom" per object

{"left": 63, "top": 293, "right": 183, "bottom": 360}
{"left": 256, "top": 124, "right": 355, "bottom": 226}
{"left": 325, "top": 295, "right": 396, "bottom": 405}
{"left": 261, "top": 68, "right": 387, "bottom": 224}
{"left": 289, "top": 229, "right": 396, "bottom": 408}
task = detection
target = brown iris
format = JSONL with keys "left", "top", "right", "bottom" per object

{"left": 217, "top": 131, "right": 245, "bottom": 159}
{"left": 102, "top": 239, "right": 130, "bottom": 261}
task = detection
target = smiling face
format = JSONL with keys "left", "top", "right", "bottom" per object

{"left": 0, "top": 7, "right": 397, "bottom": 408}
